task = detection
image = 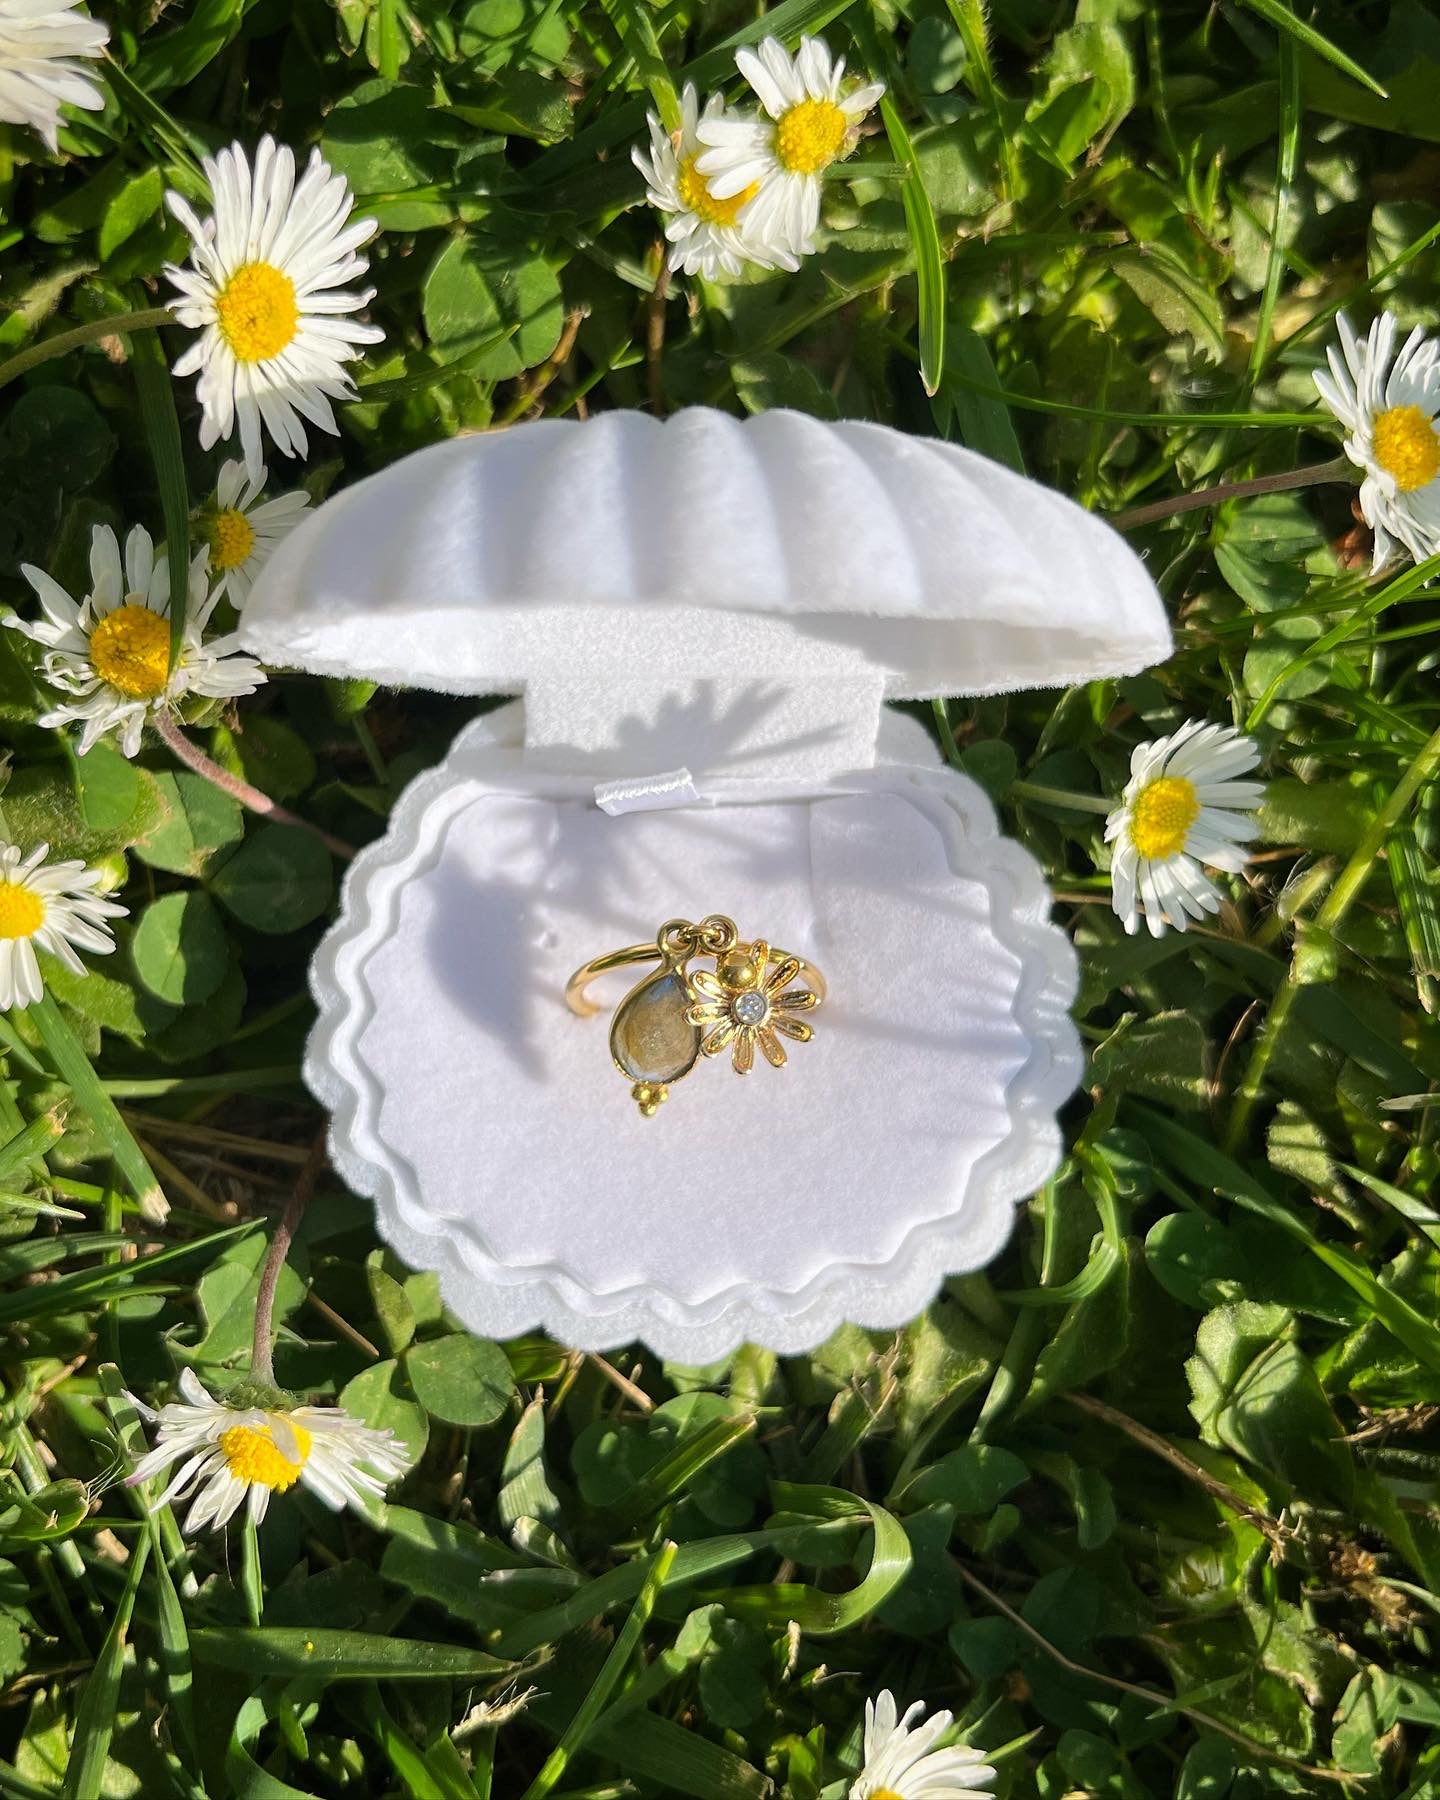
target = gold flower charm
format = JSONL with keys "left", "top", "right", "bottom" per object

{"left": 566, "top": 915, "right": 825, "bottom": 1112}
{"left": 687, "top": 939, "right": 819, "bottom": 1074}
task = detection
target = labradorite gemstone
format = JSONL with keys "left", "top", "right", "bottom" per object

{"left": 610, "top": 971, "right": 701, "bottom": 1085}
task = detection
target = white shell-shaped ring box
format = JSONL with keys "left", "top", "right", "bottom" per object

{"left": 240, "top": 408, "right": 1171, "bottom": 1363}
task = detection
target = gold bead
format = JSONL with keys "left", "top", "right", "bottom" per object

{"left": 717, "top": 951, "right": 759, "bottom": 992}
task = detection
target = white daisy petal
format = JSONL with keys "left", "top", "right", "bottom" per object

{"left": 204, "top": 458, "right": 310, "bottom": 607}
{"left": 163, "top": 135, "right": 382, "bottom": 478}
{"left": 850, "top": 1689, "right": 995, "bottom": 1800}
{"left": 127, "top": 1370, "right": 405, "bottom": 1537}
{"left": 0, "top": 837, "right": 125, "bottom": 1010}
{"left": 1314, "top": 310, "right": 1440, "bottom": 569}
{"left": 7, "top": 521, "right": 265, "bottom": 758}
{"left": 693, "top": 34, "right": 885, "bottom": 267}
{"left": 1104, "top": 721, "right": 1265, "bottom": 939}
{"left": 0, "top": 0, "right": 106, "bottom": 152}
{"left": 632, "top": 82, "right": 799, "bottom": 281}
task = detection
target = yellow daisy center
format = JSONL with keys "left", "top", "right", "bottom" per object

{"left": 216, "top": 261, "right": 300, "bottom": 363}
{"left": 775, "top": 98, "right": 850, "bottom": 174}
{"left": 677, "top": 154, "right": 758, "bottom": 226}
{"left": 1129, "top": 775, "right": 1200, "bottom": 861}
{"left": 870, "top": 1791, "right": 906, "bottom": 1800}
{"left": 89, "top": 604, "right": 171, "bottom": 699}
{"left": 218, "top": 1419, "right": 312, "bottom": 1492}
{"left": 1371, "top": 404, "right": 1440, "bottom": 492}
{"left": 210, "top": 508, "right": 257, "bottom": 573}
{"left": 0, "top": 883, "right": 45, "bottom": 940}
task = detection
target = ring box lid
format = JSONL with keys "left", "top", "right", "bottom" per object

{"left": 239, "top": 407, "right": 1171, "bottom": 775}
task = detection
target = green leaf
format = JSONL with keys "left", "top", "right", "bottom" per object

{"left": 1186, "top": 1301, "right": 1355, "bottom": 1502}
{"left": 939, "top": 326, "right": 1024, "bottom": 472}
{"left": 210, "top": 825, "right": 334, "bottom": 933}
{"left": 75, "top": 741, "right": 145, "bottom": 835}
{"left": 136, "top": 771, "right": 245, "bottom": 875}
{"left": 140, "top": 0, "right": 250, "bottom": 93}
{"left": 404, "top": 1333, "right": 515, "bottom": 1427}
{"left": 1092, "top": 1011, "right": 1211, "bottom": 1111}
{"left": 1258, "top": 777, "right": 1373, "bottom": 854}
{"left": 130, "top": 890, "right": 230, "bottom": 1004}
{"left": 0, "top": 385, "right": 115, "bottom": 496}
{"left": 39, "top": 954, "right": 164, "bottom": 1043}
{"left": 194, "top": 1627, "right": 512, "bottom": 1680}
{"left": 422, "top": 235, "right": 564, "bottom": 379}
{"left": 0, "top": 763, "right": 165, "bottom": 861}
{"left": 212, "top": 716, "right": 318, "bottom": 804}
{"left": 97, "top": 167, "right": 164, "bottom": 262}
{"left": 902, "top": 1444, "right": 1028, "bottom": 1513}
{"left": 1111, "top": 245, "right": 1225, "bottom": 361}
{"left": 190, "top": 1229, "right": 305, "bottom": 1365}
{"left": 341, "top": 1359, "right": 429, "bottom": 1470}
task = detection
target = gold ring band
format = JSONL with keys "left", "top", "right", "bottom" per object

{"left": 566, "top": 914, "right": 826, "bottom": 1115}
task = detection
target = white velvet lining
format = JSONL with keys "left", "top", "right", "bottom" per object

{"left": 307, "top": 706, "right": 1082, "bottom": 1361}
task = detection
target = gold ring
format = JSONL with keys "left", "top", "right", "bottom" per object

{"left": 566, "top": 914, "right": 825, "bottom": 1115}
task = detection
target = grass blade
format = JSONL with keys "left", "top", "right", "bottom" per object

{"left": 0, "top": 1104, "right": 67, "bottom": 1182}
{"left": 100, "top": 1367, "right": 199, "bottom": 1767}
{"left": 192, "top": 1628, "right": 513, "bottom": 1681}
{"left": 519, "top": 1540, "right": 677, "bottom": 1800}
{"left": 1247, "top": 36, "right": 1301, "bottom": 386}
{"left": 1238, "top": 0, "right": 1387, "bottom": 99}
{"left": 377, "top": 0, "right": 400, "bottom": 81}
{"left": 62, "top": 1534, "right": 150, "bottom": 1800}
{"left": 881, "top": 96, "right": 946, "bottom": 396}
{"left": 130, "top": 327, "right": 192, "bottom": 672}
{"left": 28, "top": 992, "right": 167, "bottom": 1222}
{"left": 1390, "top": 826, "right": 1440, "bottom": 1014}
{"left": 600, "top": 0, "right": 680, "bottom": 132}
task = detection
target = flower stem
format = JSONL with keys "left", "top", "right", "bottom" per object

{"left": 1225, "top": 720, "right": 1440, "bottom": 1151}
{"left": 1010, "top": 780, "right": 1114, "bottom": 815}
{"left": 249, "top": 1134, "right": 326, "bottom": 1389}
{"left": 153, "top": 711, "right": 356, "bottom": 860}
{"left": 0, "top": 306, "right": 173, "bottom": 392}
{"left": 1110, "top": 456, "right": 1350, "bottom": 530}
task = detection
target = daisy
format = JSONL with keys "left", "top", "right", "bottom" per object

{"left": 686, "top": 936, "right": 820, "bottom": 1074}
{"left": 0, "top": 841, "right": 126, "bottom": 1011}
{"left": 0, "top": 0, "right": 107, "bottom": 154}
{"left": 163, "top": 136, "right": 383, "bottom": 478}
{"left": 7, "top": 522, "right": 265, "bottom": 758}
{"left": 1313, "top": 311, "right": 1440, "bottom": 572}
{"left": 633, "top": 82, "right": 798, "bottom": 278}
{"left": 127, "top": 1367, "right": 408, "bottom": 1534}
{"left": 1105, "top": 721, "right": 1265, "bottom": 939}
{"left": 695, "top": 36, "right": 885, "bottom": 262}
{"left": 850, "top": 1691, "right": 995, "bottom": 1800}
{"left": 205, "top": 459, "right": 310, "bottom": 609}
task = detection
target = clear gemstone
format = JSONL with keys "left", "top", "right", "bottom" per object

{"left": 732, "top": 991, "right": 768, "bottom": 1026}
{"left": 610, "top": 971, "right": 701, "bottom": 1084}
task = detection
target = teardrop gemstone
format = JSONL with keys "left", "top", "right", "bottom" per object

{"left": 610, "top": 969, "right": 701, "bottom": 1086}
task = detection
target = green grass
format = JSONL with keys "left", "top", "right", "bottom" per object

{"left": 3, "top": 1, "right": 1440, "bottom": 1796}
